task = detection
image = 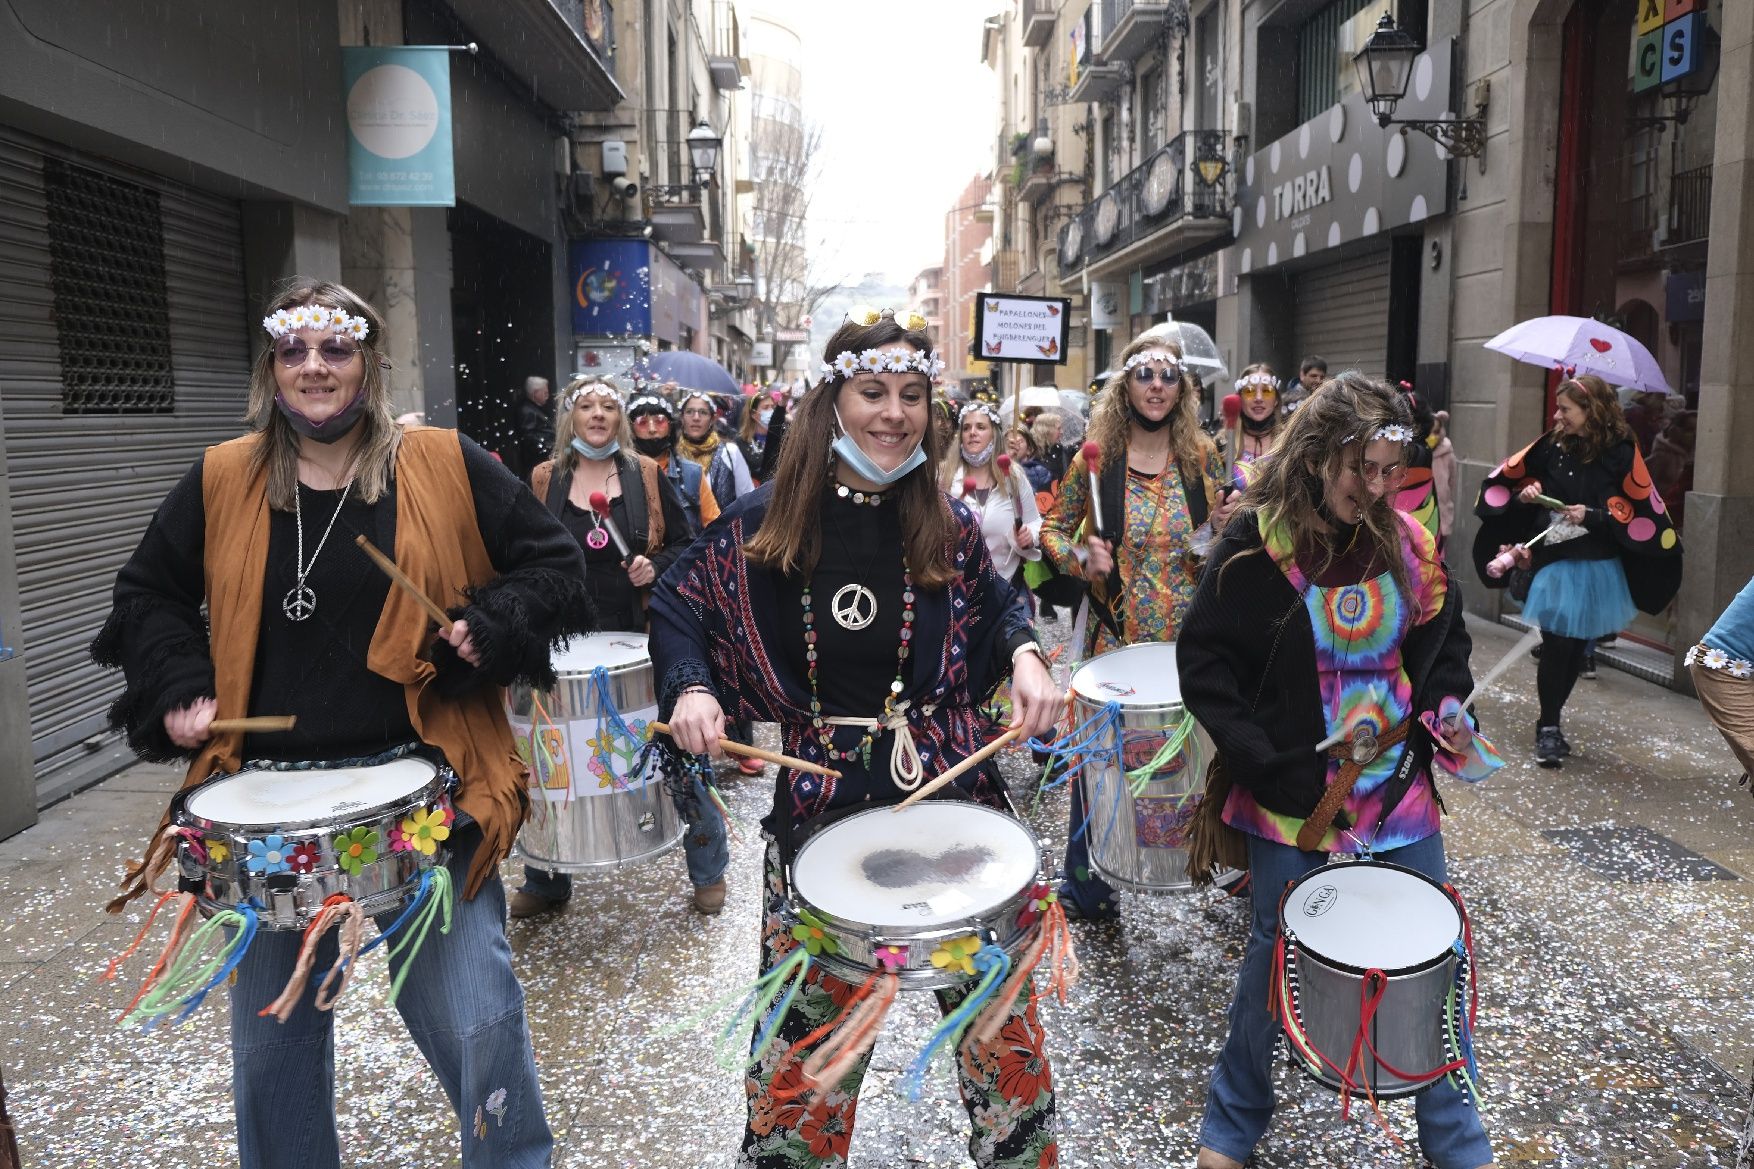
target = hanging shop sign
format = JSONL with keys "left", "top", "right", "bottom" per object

{"left": 751, "top": 341, "right": 774, "bottom": 365}
{"left": 1231, "top": 38, "right": 1456, "bottom": 276}
{"left": 1634, "top": 4, "right": 1710, "bottom": 93}
{"left": 343, "top": 47, "right": 456, "bottom": 206}
{"left": 972, "top": 293, "right": 1072, "bottom": 364}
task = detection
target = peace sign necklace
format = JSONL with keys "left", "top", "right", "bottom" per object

{"left": 283, "top": 479, "right": 356, "bottom": 621}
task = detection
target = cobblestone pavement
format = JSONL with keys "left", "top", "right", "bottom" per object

{"left": 4, "top": 615, "right": 1753, "bottom": 1167}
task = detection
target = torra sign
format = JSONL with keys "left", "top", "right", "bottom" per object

{"left": 1274, "top": 165, "right": 1332, "bottom": 222}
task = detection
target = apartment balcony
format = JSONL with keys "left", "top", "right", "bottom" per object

{"left": 1100, "top": 0, "right": 1183, "bottom": 64}
{"left": 648, "top": 187, "right": 706, "bottom": 243}
{"left": 1021, "top": 0, "right": 1056, "bottom": 49}
{"left": 1665, "top": 163, "right": 1712, "bottom": 249}
{"left": 666, "top": 238, "right": 725, "bottom": 275}
{"left": 447, "top": 0, "right": 623, "bottom": 110}
{"left": 1056, "top": 130, "right": 1230, "bottom": 277}
{"left": 1068, "top": 58, "right": 1128, "bottom": 103}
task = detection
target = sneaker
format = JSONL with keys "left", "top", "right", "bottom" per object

{"left": 1556, "top": 728, "right": 1572, "bottom": 757}
{"left": 1535, "top": 725, "right": 1565, "bottom": 768}
{"left": 1581, "top": 653, "right": 1597, "bottom": 680}
{"left": 692, "top": 878, "right": 728, "bottom": 915}
{"left": 508, "top": 889, "right": 566, "bottom": 920}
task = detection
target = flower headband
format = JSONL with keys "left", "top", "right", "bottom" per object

{"left": 1234, "top": 371, "right": 1281, "bottom": 392}
{"left": 819, "top": 346, "right": 947, "bottom": 382}
{"left": 626, "top": 393, "right": 675, "bottom": 418}
{"left": 959, "top": 401, "right": 1001, "bottom": 425}
{"left": 1123, "top": 350, "right": 1182, "bottom": 374}
{"left": 563, "top": 380, "right": 624, "bottom": 409}
{"left": 1342, "top": 424, "right": 1416, "bottom": 444}
{"left": 262, "top": 303, "right": 371, "bottom": 342}
{"left": 845, "top": 305, "right": 929, "bottom": 332}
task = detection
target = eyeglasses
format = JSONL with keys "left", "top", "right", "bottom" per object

{"left": 273, "top": 335, "right": 362, "bottom": 368}
{"left": 680, "top": 405, "right": 714, "bottom": 419}
{"left": 1355, "top": 460, "right": 1406, "bottom": 487}
{"left": 1238, "top": 386, "right": 1277, "bottom": 401}
{"left": 1129, "top": 366, "right": 1180, "bottom": 385}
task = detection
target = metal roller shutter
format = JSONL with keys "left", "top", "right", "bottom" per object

{"left": 0, "top": 126, "right": 249, "bottom": 795}
{"left": 1291, "top": 245, "right": 1392, "bottom": 379}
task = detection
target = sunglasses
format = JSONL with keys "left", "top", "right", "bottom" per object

{"left": 1129, "top": 366, "right": 1181, "bottom": 385}
{"left": 274, "top": 335, "right": 362, "bottom": 368}
{"left": 1238, "top": 386, "right": 1277, "bottom": 401}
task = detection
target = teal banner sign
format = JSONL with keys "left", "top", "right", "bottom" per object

{"left": 343, "top": 47, "right": 455, "bottom": 206}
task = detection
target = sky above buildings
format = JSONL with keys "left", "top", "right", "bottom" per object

{"left": 752, "top": 1, "right": 998, "bottom": 287}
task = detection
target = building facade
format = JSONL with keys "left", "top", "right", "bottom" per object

{"left": 944, "top": 173, "right": 997, "bottom": 389}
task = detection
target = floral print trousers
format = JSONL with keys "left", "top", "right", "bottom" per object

{"left": 738, "top": 850, "right": 1059, "bottom": 1168}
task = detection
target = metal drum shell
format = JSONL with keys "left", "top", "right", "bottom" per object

{"left": 1278, "top": 861, "right": 1464, "bottom": 1099}
{"left": 1071, "top": 642, "right": 1213, "bottom": 893}
{"left": 507, "top": 637, "right": 684, "bottom": 873}
{"left": 787, "top": 804, "right": 1047, "bottom": 991}
{"left": 171, "top": 765, "right": 452, "bottom": 930}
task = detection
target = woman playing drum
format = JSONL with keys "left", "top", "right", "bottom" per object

{"left": 1038, "top": 334, "right": 1235, "bottom": 918}
{"left": 651, "top": 307, "right": 1065, "bottom": 1169}
{"left": 92, "top": 279, "right": 592, "bottom": 1168}
{"left": 1178, "top": 374, "right": 1499, "bottom": 1169}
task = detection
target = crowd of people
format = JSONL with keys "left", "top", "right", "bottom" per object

{"left": 90, "top": 277, "right": 1742, "bottom": 1169}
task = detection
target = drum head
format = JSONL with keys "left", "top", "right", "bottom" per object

{"left": 552, "top": 632, "right": 650, "bottom": 675}
{"left": 1282, "top": 862, "right": 1460, "bottom": 974}
{"left": 793, "top": 803, "right": 1038, "bottom": 929}
{"left": 184, "top": 758, "right": 439, "bottom": 830}
{"left": 1071, "top": 642, "right": 1185, "bottom": 710}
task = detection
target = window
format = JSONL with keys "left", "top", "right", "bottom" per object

{"left": 1194, "top": 3, "right": 1221, "bottom": 130}
{"left": 1297, "top": 0, "right": 1391, "bottom": 124}
{"left": 43, "top": 159, "right": 175, "bottom": 414}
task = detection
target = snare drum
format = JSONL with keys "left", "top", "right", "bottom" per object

{"left": 1276, "top": 860, "right": 1469, "bottom": 1099}
{"left": 787, "top": 802, "right": 1047, "bottom": 990}
{"left": 1070, "top": 642, "right": 1214, "bottom": 891}
{"left": 172, "top": 756, "right": 454, "bottom": 929}
{"left": 506, "top": 632, "right": 684, "bottom": 873}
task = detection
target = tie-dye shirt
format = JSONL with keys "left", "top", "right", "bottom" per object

{"left": 1222, "top": 512, "right": 1449, "bottom": 854}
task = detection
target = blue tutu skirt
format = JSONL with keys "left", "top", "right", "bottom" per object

{"left": 1522, "top": 556, "right": 1637, "bottom": 640}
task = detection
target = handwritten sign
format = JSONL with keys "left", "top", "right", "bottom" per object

{"left": 973, "top": 294, "right": 1071, "bottom": 365}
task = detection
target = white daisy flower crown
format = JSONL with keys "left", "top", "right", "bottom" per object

{"left": 959, "top": 401, "right": 1001, "bottom": 425}
{"left": 262, "top": 302, "right": 372, "bottom": 342}
{"left": 819, "top": 346, "right": 946, "bottom": 382}
{"left": 1234, "top": 371, "right": 1281, "bottom": 392}
{"left": 1342, "top": 423, "right": 1417, "bottom": 444}
{"left": 1123, "top": 350, "right": 1183, "bottom": 374}
{"left": 563, "top": 380, "right": 625, "bottom": 410}
{"left": 627, "top": 393, "right": 676, "bottom": 418}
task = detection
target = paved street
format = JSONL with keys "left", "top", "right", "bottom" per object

{"left": 4, "top": 615, "right": 1754, "bottom": 1167}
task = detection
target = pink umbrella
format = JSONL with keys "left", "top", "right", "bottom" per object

{"left": 1483, "top": 315, "right": 1672, "bottom": 395}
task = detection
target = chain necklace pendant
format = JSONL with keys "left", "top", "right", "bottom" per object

{"left": 282, "top": 585, "right": 317, "bottom": 622}
{"left": 830, "top": 582, "right": 878, "bottom": 630}
{"left": 585, "top": 525, "right": 610, "bottom": 550}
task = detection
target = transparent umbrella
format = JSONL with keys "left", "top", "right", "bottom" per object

{"left": 1141, "top": 318, "right": 1229, "bottom": 382}
{"left": 998, "top": 389, "right": 1087, "bottom": 445}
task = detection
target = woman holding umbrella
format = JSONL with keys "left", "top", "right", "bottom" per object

{"left": 1473, "top": 375, "right": 1681, "bottom": 767}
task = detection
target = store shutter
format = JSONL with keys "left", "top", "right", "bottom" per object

{"left": 1291, "top": 245, "right": 1392, "bottom": 379}
{"left": 0, "top": 126, "right": 250, "bottom": 794}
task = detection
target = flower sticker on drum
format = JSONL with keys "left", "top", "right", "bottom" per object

{"left": 875, "top": 944, "right": 909, "bottom": 971}
{"left": 931, "top": 935, "right": 982, "bottom": 978}
{"left": 334, "top": 826, "right": 381, "bottom": 876}
{"left": 288, "top": 842, "right": 319, "bottom": 874}
{"left": 392, "top": 806, "right": 453, "bottom": 855}
{"left": 205, "top": 840, "right": 230, "bottom": 865}
{"left": 1017, "top": 884, "right": 1057, "bottom": 930}
{"left": 245, "top": 835, "right": 293, "bottom": 875}
{"left": 790, "top": 908, "right": 840, "bottom": 957}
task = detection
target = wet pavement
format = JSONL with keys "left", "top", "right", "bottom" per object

{"left": 4, "top": 615, "right": 1754, "bottom": 1167}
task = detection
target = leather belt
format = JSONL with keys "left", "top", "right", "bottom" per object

{"left": 1295, "top": 718, "right": 1413, "bottom": 852}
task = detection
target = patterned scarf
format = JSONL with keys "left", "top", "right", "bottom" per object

{"left": 678, "top": 428, "right": 721, "bottom": 465}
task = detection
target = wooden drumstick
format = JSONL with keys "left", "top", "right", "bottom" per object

{"left": 208, "top": 716, "right": 297, "bottom": 734}
{"left": 353, "top": 535, "right": 455, "bottom": 636}
{"left": 646, "top": 722, "right": 842, "bottom": 779}
{"left": 892, "top": 727, "right": 1025, "bottom": 812}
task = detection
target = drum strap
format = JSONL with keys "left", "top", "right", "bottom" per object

{"left": 1295, "top": 719, "right": 1413, "bottom": 852}
{"left": 822, "top": 708, "right": 926, "bottom": 790}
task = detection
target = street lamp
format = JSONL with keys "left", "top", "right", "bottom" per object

{"left": 734, "top": 273, "right": 755, "bottom": 300}
{"left": 687, "top": 118, "right": 722, "bottom": 186}
{"left": 1353, "top": 13, "right": 1489, "bottom": 170}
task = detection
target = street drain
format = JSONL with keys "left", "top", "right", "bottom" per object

{"left": 1541, "top": 825, "right": 1738, "bottom": 882}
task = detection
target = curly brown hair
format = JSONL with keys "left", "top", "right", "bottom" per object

{"left": 1087, "top": 334, "right": 1216, "bottom": 479}
{"left": 1553, "top": 374, "right": 1632, "bottom": 464}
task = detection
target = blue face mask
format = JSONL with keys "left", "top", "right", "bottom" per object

{"left": 831, "top": 408, "right": 926, "bottom": 487}
{"left": 570, "top": 435, "right": 620, "bottom": 461}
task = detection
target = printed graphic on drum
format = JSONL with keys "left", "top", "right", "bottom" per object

{"left": 173, "top": 756, "right": 454, "bottom": 929}
{"left": 1275, "top": 861, "right": 1478, "bottom": 1100}
{"left": 788, "top": 802, "right": 1046, "bottom": 989}
{"left": 1070, "top": 642, "right": 1213, "bottom": 891}
{"left": 505, "top": 632, "right": 683, "bottom": 873}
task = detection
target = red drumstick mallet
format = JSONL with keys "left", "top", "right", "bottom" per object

{"left": 962, "top": 474, "right": 978, "bottom": 498}
{"left": 587, "top": 491, "right": 634, "bottom": 564}
{"left": 995, "top": 455, "right": 1021, "bottom": 530}
{"left": 1221, "top": 392, "right": 1243, "bottom": 482}
{"left": 1082, "top": 440, "right": 1104, "bottom": 533}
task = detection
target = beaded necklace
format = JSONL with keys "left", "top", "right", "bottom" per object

{"left": 801, "top": 568, "right": 915, "bottom": 769}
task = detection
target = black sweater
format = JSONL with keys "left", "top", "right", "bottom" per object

{"left": 1176, "top": 510, "right": 1477, "bottom": 831}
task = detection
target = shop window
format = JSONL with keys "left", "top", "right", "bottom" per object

{"left": 43, "top": 158, "right": 175, "bottom": 414}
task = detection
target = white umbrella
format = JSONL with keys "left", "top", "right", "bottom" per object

{"left": 1483, "top": 314, "right": 1672, "bottom": 395}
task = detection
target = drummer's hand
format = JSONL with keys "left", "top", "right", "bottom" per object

{"left": 1084, "top": 535, "right": 1114, "bottom": 577}
{"left": 441, "top": 618, "right": 482, "bottom": 666}
{"left": 625, "top": 555, "right": 656, "bottom": 588}
{"left": 1436, "top": 715, "right": 1474, "bottom": 755}
{"left": 1210, "top": 488, "right": 1239, "bottom": 532}
{"left": 1517, "top": 481, "right": 1544, "bottom": 505}
{"left": 1014, "top": 524, "right": 1036, "bottom": 551}
{"left": 669, "top": 689, "right": 727, "bottom": 755}
{"left": 164, "top": 697, "right": 217, "bottom": 749}
{"left": 1008, "top": 652, "right": 1064, "bottom": 742}
{"left": 1496, "top": 542, "right": 1532, "bottom": 570}
{"left": 1559, "top": 503, "right": 1587, "bottom": 525}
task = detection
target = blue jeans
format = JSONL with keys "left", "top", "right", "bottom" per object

{"left": 228, "top": 826, "right": 552, "bottom": 1169}
{"left": 520, "top": 775, "right": 729, "bottom": 900}
{"left": 1200, "top": 832, "right": 1492, "bottom": 1169}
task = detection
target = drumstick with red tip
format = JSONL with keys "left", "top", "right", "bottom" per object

{"left": 587, "top": 491, "right": 633, "bottom": 564}
{"left": 1081, "top": 440, "right": 1104, "bottom": 533}
{"left": 1221, "top": 393, "right": 1243, "bottom": 481}
{"left": 961, "top": 474, "right": 978, "bottom": 499}
{"left": 995, "top": 455, "right": 1022, "bottom": 531}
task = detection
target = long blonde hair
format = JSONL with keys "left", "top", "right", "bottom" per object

{"left": 245, "top": 279, "right": 398, "bottom": 510}
{"left": 550, "top": 377, "right": 634, "bottom": 476}
{"left": 937, "top": 404, "right": 1023, "bottom": 510}
{"left": 1088, "top": 334, "right": 1215, "bottom": 479}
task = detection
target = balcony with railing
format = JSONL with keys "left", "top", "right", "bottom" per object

{"left": 1068, "top": 5, "right": 1129, "bottom": 103}
{"left": 1100, "top": 0, "right": 1184, "bottom": 63}
{"left": 1056, "top": 130, "right": 1230, "bottom": 276}
{"left": 1021, "top": 0, "right": 1056, "bottom": 49}
{"left": 1667, "top": 163, "right": 1712, "bottom": 248}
